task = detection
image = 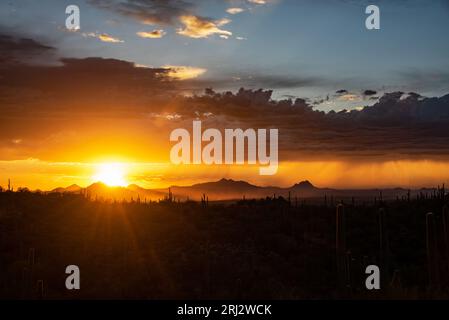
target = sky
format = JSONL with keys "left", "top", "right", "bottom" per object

{"left": 1, "top": 0, "right": 449, "bottom": 190}
{"left": 2, "top": 0, "right": 449, "bottom": 105}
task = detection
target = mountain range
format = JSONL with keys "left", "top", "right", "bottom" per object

{"left": 50, "top": 179, "right": 441, "bottom": 202}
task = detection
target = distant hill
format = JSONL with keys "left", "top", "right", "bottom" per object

{"left": 51, "top": 184, "right": 82, "bottom": 193}
{"left": 49, "top": 179, "right": 440, "bottom": 202}
{"left": 169, "top": 178, "right": 269, "bottom": 200}
{"left": 51, "top": 182, "right": 164, "bottom": 202}
{"left": 291, "top": 180, "right": 315, "bottom": 189}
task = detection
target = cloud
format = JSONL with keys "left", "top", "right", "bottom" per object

{"left": 177, "top": 15, "right": 232, "bottom": 38}
{"left": 363, "top": 89, "right": 377, "bottom": 96}
{"left": 399, "top": 69, "right": 449, "bottom": 92}
{"left": 192, "top": 89, "right": 449, "bottom": 160}
{"left": 137, "top": 29, "right": 166, "bottom": 38}
{"left": 83, "top": 32, "right": 124, "bottom": 43}
{"left": 226, "top": 7, "right": 245, "bottom": 14}
{"left": 1, "top": 34, "right": 449, "bottom": 162}
{"left": 216, "top": 18, "right": 232, "bottom": 26}
{"left": 248, "top": 0, "right": 266, "bottom": 4}
{"left": 338, "top": 94, "right": 360, "bottom": 101}
{"left": 163, "top": 65, "right": 207, "bottom": 80}
{"left": 0, "top": 34, "right": 54, "bottom": 64}
{"left": 90, "top": 1, "right": 237, "bottom": 40}
{"left": 98, "top": 34, "right": 124, "bottom": 43}
{"left": 2, "top": 58, "right": 449, "bottom": 162}
{"left": 89, "top": 0, "right": 194, "bottom": 25}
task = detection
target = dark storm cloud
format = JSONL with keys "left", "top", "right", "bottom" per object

{"left": 89, "top": 0, "right": 195, "bottom": 25}
{"left": 2, "top": 57, "right": 449, "bottom": 161}
{"left": 0, "top": 56, "right": 167, "bottom": 91}
{"left": 1, "top": 33, "right": 449, "bottom": 161}
{"left": 0, "top": 56, "right": 184, "bottom": 119}
{"left": 363, "top": 90, "right": 377, "bottom": 96}
{"left": 0, "top": 34, "right": 54, "bottom": 65}
{"left": 176, "top": 89, "right": 449, "bottom": 160}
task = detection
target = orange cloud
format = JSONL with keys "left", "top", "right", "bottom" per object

{"left": 137, "top": 29, "right": 166, "bottom": 39}
{"left": 83, "top": 32, "right": 124, "bottom": 43}
{"left": 338, "top": 94, "right": 361, "bottom": 102}
{"left": 163, "top": 65, "right": 207, "bottom": 80}
{"left": 177, "top": 15, "right": 232, "bottom": 39}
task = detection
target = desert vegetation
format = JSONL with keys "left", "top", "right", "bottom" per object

{"left": 0, "top": 186, "right": 448, "bottom": 299}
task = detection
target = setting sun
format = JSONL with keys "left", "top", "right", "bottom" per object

{"left": 92, "top": 163, "right": 128, "bottom": 187}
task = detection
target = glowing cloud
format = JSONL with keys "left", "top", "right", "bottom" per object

{"left": 248, "top": 0, "right": 266, "bottom": 4}
{"left": 83, "top": 32, "right": 124, "bottom": 43}
{"left": 137, "top": 29, "right": 166, "bottom": 39}
{"left": 338, "top": 94, "right": 361, "bottom": 101}
{"left": 164, "top": 65, "right": 207, "bottom": 80}
{"left": 226, "top": 7, "right": 245, "bottom": 14}
{"left": 216, "top": 18, "right": 232, "bottom": 26}
{"left": 177, "top": 15, "right": 232, "bottom": 39}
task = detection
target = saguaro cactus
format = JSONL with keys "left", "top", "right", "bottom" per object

{"left": 344, "top": 250, "right": 353, "bottom": 292}
{"left": 201, "top": 193, "right": 208, "bottom": 207}
{"left": 336, "top": 204, "right": 346, "bottom": 252}
{"left": 389, "top": 269, "right": 402, "bottom": 289}
{"left": 378, "top": 208, "right": 390, "bottom": 288}
{"left": 21, "top": 266, "right": 29, "bottom": 298}
{"left": 443, "top": 205, "right": 449, "bottom": 249}
{"left": 336, "top": 204, "right": 346, "bottom": 290}
{"left": 28, "top": 248, "right": 35, "bottom": 267}
{"left": 36, "top": 280, "right": 44, "bottom": 299}
{"left": 442, "top": 205, "right": 449, "bottom": 276}
{"left": 426, "top": 212, "right": 440, "bottom": 288}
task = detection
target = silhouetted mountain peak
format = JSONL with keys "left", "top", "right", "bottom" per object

{"left": 218, "top": 178, "right": 245, "bottom": 184}
{"left": 292, "top": 180, "right": 315, "bottom": 189}
{"left": 66, "top": 184, "right": 81, "bottom": 191}
{"left": 171, "top": 178, "right": 261, "bottom": 196}
{"left": 215, "top": 178, "right": 258, "bottom": 188}
{"left": 87, "top": 182, "right": 113, "bottom": 190}
{"left": 127, "top": 183, "right": 144, "bottom": 190}
{"left": 51, "top": 184, "right": 82, "bottom": 193}
{"left": 88, "top": 182, "right": 105, "bottom": 187}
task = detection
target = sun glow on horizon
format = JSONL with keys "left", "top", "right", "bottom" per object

{"left": 92, "top": 162, "right": 128, "bottom": 187}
